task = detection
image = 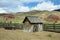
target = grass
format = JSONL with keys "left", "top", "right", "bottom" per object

{"left": 11, "top": 11, "right": 60, "bottom": 24}
{"left": 0, "top": 28, "right": 60, "bottom": 40}
{"left": 0, "top": 10, "right": 60, "bottom": 40}
{"left": 0, "top": 11, "right": 60, "bottom": 24}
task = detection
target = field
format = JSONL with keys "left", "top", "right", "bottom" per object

{"left": 0, "top": 28, "right": 60, "bottom": 40}
{"left": 0, "top": 10, "right": 60, "bottom": 40}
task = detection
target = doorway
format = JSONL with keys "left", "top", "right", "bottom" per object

{"left": 33, "top": 24, "right": 38, "bottom": 32}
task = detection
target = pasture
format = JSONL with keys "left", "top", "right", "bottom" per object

{"left": 0, "top": 11, "right": 60, "bottom": 40}
{"left": 0, "top": 28, "right": 60, "bottom": 40}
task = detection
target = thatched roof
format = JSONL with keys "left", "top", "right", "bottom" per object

{"left": 23, "top": 16, "right": 43, "bottom": 24}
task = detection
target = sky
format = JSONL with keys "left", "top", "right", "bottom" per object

{"left": 0, "top": 0, "right": 60, "bottom": 13}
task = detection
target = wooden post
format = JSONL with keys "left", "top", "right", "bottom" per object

{"left": 53, "top": 24, "right": 55, "bottom": 31}
{"left": 53, "top": 21, "right": 57, "bottom": 31}
{"left": 43, "top": 24, "right": 45, "bottom": 30}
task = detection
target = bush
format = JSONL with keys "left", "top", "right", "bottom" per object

{"left": 47, "top": 34, "right": 52, "bottom": 38}
{"left": 0, "top": 21, "right": 23, "bottom": 29}
{"left": 13, "top": 23, "right": 23, "bottom": 29}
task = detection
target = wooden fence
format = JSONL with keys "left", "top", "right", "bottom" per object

{"left": 43, "top": 24, "right": 60, "bottom": 32}
{"left": 0, "top": 22, "right": 23, "bottom": 29}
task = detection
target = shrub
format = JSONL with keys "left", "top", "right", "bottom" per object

{"left": 47, "top": 34, "right": 52, "bottom": 38}
{"left": 0, "top": 21, "right": 23, "bottom": 29}
{"left": 13, "top": 23, "right": 23, "bottom": 29}
{"left": 46, "top": 14, "right": 60, "bottom": 23}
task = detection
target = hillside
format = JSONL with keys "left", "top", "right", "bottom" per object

{"left": 0, "top": 10, "right": 60, "bottom": 24}
{"left": 14, "top": 10, "right": 60, "bottom": 24}
{"left": 54, "top": 9, "right": 60, "bottom": 12}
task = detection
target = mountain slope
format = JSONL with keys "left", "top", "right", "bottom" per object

{"left": 0, "top": 10, "right": 60, "bottom": 24}
{"left": 54, "top": 9, "right": 60, "bottom": 12}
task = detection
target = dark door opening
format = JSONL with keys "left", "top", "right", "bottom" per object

{"left": 33, "top": 24, "right": 38, "bottom": 32}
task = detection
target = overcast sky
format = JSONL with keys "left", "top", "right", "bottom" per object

{"left": 0, "top": 0, "right": 60, "bottom": 13}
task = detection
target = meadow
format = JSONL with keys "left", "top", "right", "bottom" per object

{"left": 0, "top": 28, "right": 60, "bottom": 40}
{"left": 0, "top": 10, "right": 60, "bottom": 40}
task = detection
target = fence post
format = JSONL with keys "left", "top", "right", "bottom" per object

{"left": 53, "top": 24, "right": 56, "bottom": 31}
{"left": 43, "top": 24, "right": 46, "bottom": 31}
{"left": 43, "top": 24, "right": 44, "bottom": 30}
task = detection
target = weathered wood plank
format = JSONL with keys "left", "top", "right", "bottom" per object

{"left": 43, "top": 24, "right": 60, "bottom": 32}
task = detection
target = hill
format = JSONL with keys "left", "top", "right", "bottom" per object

{"left": 14, "top": 10, "right": 60, "bottom": 24}
{"left": 0, "top": 10, "right": 60, "bottom": 24}
{"left": 54, "top": 9, "right": 60, "bottom": 12}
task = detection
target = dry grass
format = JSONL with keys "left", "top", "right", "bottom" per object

{"left": 0, "top": 28, "right": 60, "bottom": 40}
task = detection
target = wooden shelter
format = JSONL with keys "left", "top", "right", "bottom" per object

{"left": 23, "top": 16, "right": 43, "bottom": 32}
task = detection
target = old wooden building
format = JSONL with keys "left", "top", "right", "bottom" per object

{"left": 23, "top": 16, "right": 43, "bottom": 32}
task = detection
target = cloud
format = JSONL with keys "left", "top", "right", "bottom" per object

{"left": 3, "top": 6, "right": 30, "bottom": 12}
{"left": 19, "top": 0, "right": 43, "bottom": 3}
{"left": 31, "top": 1, "right": 60, "bottom": 11}
{"left": 0, "top": 0, "right": 60, "bottom": 13}
{"left": 18, "top": 6, "right": 30, "bottom": 12}
{"left": 0, "top": 8, "right": 7, "bottom": 13}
